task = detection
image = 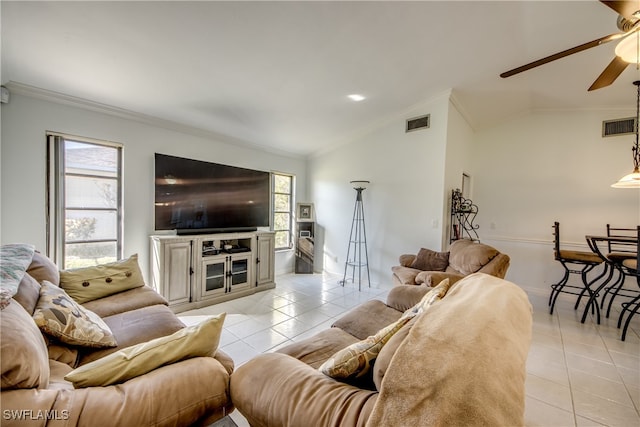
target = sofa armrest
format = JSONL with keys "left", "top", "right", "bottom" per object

{"left": 415, "top": 271, "right": 465, "bottom": 287}
{"left": 214, "top": 349, "right": 235, "bottom": 376}
{"left": 478, "top": 253, "right": 510, "bottom": 279}
{"left": 398, "top": 254, "right": 416, "bottom": 267}
{"left": 1, "top": 357, "right": 231, "bottom": 427}
{"left": 391, "top": 266, "right": 422, "bottom": 286}
{"left": 231, "top": 353, "right": 377, "bottom": 427}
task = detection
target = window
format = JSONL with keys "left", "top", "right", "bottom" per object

{"left": 47, "top": 134, "right": 123, "bottom": 269}
{"left": 272, "top": 173, "right": 294, "bottom": 250}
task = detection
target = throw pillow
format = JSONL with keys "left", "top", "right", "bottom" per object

{"left": 32, "top": 281, "right": 117, "bottom": 348}
{"left": 410, "top": 248, "right": 449, "bottom": 271}
{"left": 0, "top": 243, "right": 35, "bottom": 309}
{"left": 319, "top": 315, "right": 413, "bottom": 380}
{"left": 65, "top": 313, "right": 225, "bottom": 388}
{"left": 59, "top": 254, "right": 145, "bottom": 304}
{"left": 319, "top": 278, "right": 451, "bottom": 380}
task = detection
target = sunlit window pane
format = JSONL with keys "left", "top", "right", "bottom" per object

{"left": 48, "top": 135, "right": 123, "bottom": 268}
{"left": 274, "top": 193, "right": 290, "bottom": 212}
{"left": 65, "top": 210, "right": 118, "bottom": 241}
{"left": 65, "top": 242, "right": 117, "bottom": 269}
{"left": 272, "top": 173, "right": 294, "bottom": 250}
{"left": 66, "top": 176, "right": 118, "bottom": 208}
{"left": 275, "top": 231, "right": 290, "bottom": 249}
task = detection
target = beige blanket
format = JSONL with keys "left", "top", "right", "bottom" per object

{"left": 367, "top": 272, "right": 532, "bottom": 427}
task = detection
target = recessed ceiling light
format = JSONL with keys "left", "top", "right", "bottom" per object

{"left": 348, "top": 94, "right": 366, "bottom": 102}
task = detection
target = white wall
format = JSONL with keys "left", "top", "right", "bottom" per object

{"left": 1, "top": 92, "right": 307, "bottom": 277}
{"left": 309, "top": 92, "right": 451, "bottom": 286}
{"left": 471, "top": 109, "right": 640, "bottom": 293}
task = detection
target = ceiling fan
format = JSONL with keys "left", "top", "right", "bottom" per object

{"left": 501, "top": 1, "right": 640, "bottom": 91}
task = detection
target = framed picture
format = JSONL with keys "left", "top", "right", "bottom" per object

{"left": 296, "top": 203, "right": 315, "bottom": 222}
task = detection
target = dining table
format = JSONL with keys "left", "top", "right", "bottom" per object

{"left": 580, "top": 234, "right": 638, "bottom": 325}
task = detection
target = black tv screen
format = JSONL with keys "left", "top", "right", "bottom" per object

{"left": 154, "top": 153, "right": 270, "bottom": 233}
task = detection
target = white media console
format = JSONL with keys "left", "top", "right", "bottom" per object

{"left": 150, "top": 231, "right": 275, "bottom": 313}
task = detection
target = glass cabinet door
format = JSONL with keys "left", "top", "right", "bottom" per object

{"left": 202, "top": 259, "right": 226, "bottom": 296}
{"left": 230, "top": 256, "right": 250, "bottom": 289}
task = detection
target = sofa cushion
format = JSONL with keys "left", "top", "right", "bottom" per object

{"left": 78, "top": 303, "right": 186, "bottom": 365}
{"left": 332, "top": 300, "right": 403, "bottom": 340}
{"left": 26, "top": 251, "right": 60, "bottom": 286}
{"left": 65, "top": 313, "right": 225, "bottom": 388}
{"left": 82, "top": 285, "right": 168, "bottom": 318}
{"left": 410, "top": 248, "right": 449, "bottom": 271}
{"left": 1, "top": 300, "right": 50, "bottom": 389}
{"left": 320, "top": 279, "right": 451, "bottom": 381}
{"left": 33, "top": 281, "right": 117, "bottom": 348}
{"left": 13, "top": 273, "right": 41, "bottom": 315}
{"left": 59, "top": 254, "right": 145, "bottom": 304}
{"left": 319, "top": 315, "right": 412, "bottom": 380}
{"left": 47, "top": 341, "right": 80, "bottom": 368}
{"left": 277, "top": 327, "right": 360, "bottom": 369}
{"left": 447, "top": 239, "right": 499, "bottom": 276}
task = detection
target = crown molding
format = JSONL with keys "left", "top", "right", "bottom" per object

{"left": 4, "top": 81, "right": 304, "bottom": 160}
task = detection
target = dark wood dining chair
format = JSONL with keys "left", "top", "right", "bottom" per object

{"left": 600, "top": 225, "right": 639, "bottom": 318}
{"left": 549, "top": 222, "right": 604, "bottom": 315}
{"left": 618, "top": 226, "right": 640, "bottom": 341}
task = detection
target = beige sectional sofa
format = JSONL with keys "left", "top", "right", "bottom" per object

{"left": 230, "top": 272, "right": 533, "bottom": 426}
{"left": 392, "top": 238, "right": 510, "bottom": 286}
{"left": 1, "top": 248, "right": 233, "bottom": 426}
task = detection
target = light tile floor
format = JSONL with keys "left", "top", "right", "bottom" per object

{"left": 181, "top": 273, "right": 640, "bottom": 427}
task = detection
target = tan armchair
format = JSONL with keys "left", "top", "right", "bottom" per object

{"left": 392, "top": 239, "right": 510, "bottom": 286}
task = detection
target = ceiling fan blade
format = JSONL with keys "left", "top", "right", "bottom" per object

{"left": 588, "top": 56, "right": 629, "bottom": 91}
{"left": 500, "top": 32, "right": 626, "bottom": 78}
{"left": 600, "top": 1, "right": 640, "bottom": 20}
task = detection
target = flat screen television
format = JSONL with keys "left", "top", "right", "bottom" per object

{"left": 154, "top": 153, "right": 270, "bottom": 234}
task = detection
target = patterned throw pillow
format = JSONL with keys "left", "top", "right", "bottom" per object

{"left": 32, "top": 281, "right": 117, "bottom": 348}
{"left": 319, "top": 278, "right": 451, "bottom": 380}
{"left": 59, "top": 254, "right": 145, "bottom": 304}
{"left": 0, "top": 244, "right": 35, "bottom": 309}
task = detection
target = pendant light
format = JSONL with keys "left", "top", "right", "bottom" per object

{"left": 612, "top": 80, "right": 640, "bottom": 188}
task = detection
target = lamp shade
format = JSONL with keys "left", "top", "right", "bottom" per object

{"left": 611, "top": 168, "right": 640, "bottom": 188}
{"left": 350, "top": 180, "right": 370, "bottom": 189}
{"left": 615, "top": 33, "right": 640, "bottom": 63}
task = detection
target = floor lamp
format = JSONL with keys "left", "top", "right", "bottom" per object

{"left": 340, "top": 180, "right": 370, "bottom": 290}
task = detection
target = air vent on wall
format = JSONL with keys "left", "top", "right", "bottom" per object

{"left": 602, "top": 117, "right": 636, "bottom": 137}
{"left": 406, "top": 114, "right": 430, "bottom": 133}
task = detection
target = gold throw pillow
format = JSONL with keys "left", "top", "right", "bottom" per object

{"left": 65, "top": 313, "right": 225, "bottom": 388}
{"left": 59, "top": 254, "right": 145, "bottom": 304}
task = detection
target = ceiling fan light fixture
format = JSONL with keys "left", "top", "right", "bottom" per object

{"left": 612, "top": 80, "right": 640, "bottom": 188}
{"left": 614, "top": 32, "right": 640, "bottom": 63}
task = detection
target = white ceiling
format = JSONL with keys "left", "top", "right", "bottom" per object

{"left": 2, "top": 1, "right": 638, "bottom": 156}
